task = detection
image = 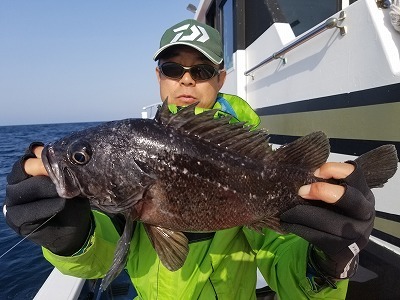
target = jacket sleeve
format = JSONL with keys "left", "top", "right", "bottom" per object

{"left": 243, "top": 228, "right": 349, "bottom": 299}
{"left": 42, "top": 210, "right": 120, "bottom": 279}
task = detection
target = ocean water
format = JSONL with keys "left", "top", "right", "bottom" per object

{"left": 0, "top": 122, "right": 101, "bottom": 300}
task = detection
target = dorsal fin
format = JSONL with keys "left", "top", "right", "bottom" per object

{"left": 270, "top": 131, "right": 330, "bottom": 171}
{"left": 154, "top": 100, "right": 272, "bottom": 161}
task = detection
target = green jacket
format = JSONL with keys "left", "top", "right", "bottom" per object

{"left": 43, "top": 93, "right": 348, "bottom": 299}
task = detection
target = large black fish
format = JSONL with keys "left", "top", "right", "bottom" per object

{"left": 41, "top": 102, "right": 398, "bottom": 290}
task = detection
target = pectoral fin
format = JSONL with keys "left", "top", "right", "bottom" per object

{"left": 144, "top": 224, "right": 189, "bottom": 271}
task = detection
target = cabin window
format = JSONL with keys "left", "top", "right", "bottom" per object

{"left": 220, "top": 0, "right": 234, "bottom": 70}
{"left": 205, "top": 0, "right": 348, "bottom": 53}
{"left": 276, "top": 0, "right": 339, "bottom": 36}
{"left": 206, "top": 0, "right": 217, "bottom": 28}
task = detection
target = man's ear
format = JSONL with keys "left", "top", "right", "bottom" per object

{"left": 218, "top": 70, "right": 227, "bottom": 89}
{"left": 155, "top": 66, "right": 161, "bottom": 83}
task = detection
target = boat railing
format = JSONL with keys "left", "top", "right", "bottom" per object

{"left": 141, "top": 103, "right": 161, "bottom": 119}
{"left": 244, "top": 11, "right": 346, "bottom": 78}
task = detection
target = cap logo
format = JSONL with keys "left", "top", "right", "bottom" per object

{"left": 170, "top": 24, "right": 210, "bottom": 43}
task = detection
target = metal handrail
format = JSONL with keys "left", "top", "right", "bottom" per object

{"left": 244, "top": 12, "right": 346, "bottom": 77}
{"left": 141, "top": 102, "right": 161, "bottom": 119}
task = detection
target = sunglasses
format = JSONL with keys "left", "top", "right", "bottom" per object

{"left": 159, "top": 62, "right": 221, "bottom": 81}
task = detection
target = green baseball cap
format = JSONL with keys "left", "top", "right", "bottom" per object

{"left": 153, "top": 19, "right": 223, "bottom": 65}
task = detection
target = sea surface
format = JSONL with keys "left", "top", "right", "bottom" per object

{"left": 0, "top": 122, "right": 101, "bottom": 300}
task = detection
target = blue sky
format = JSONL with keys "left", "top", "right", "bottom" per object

{"left": 0, "top": 1, "right": 199, "bottom": 126}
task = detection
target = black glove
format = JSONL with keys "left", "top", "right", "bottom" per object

{"left": 4, "top": 142, "right": 92, "bottom": 256}
{"left": 280, "top": 161, "right": 375, "bottom": 281}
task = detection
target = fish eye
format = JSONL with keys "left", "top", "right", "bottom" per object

{"left": 68, "top": 141, "right": 93, "bottom": 165}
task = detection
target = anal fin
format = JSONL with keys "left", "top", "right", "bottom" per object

{"left": 248, "top": 216, "right": 285, "bottom": 234}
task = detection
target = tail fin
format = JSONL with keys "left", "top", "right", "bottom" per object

{"left": 355, "top": 145, "right": 398, "bottom": 188}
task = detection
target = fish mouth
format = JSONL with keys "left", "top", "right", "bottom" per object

{"left": 41, "top": 145, "right": 82, "bottom": 199}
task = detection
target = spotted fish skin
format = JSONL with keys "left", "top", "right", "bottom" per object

{"left": 41, "top": 102, "right": 398, "bottom": 290}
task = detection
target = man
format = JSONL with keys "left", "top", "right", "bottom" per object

{"left": 4, "top": 19, "right": 374, "bottom": 299}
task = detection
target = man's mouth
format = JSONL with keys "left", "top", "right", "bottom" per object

{"left": 177, "top": 95, "right": 197, "bottom": 104}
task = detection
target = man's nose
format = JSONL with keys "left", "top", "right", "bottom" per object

{"left": 179, "top": 70, "right": 196, "bottom": 85}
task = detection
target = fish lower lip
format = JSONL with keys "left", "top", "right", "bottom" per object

{"left": 41, "top": 146, "right": 57, "bottom": 179}
{"left": 42, "top": 145, "right": 81, "bottom": 199}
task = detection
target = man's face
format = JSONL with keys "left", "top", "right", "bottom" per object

{"left": 156, "top": 46, "right": 226, "bottom": 109}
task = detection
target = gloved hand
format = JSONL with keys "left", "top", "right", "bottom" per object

{"left": 3, "top": 142, "right": 92, "bottom": 256}
{"left": 280, "top": 161, "right": 375, "bottom": 281}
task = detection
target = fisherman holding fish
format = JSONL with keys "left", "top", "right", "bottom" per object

{"left": 4, "top": 19, "right": 396, "bottom": 299}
